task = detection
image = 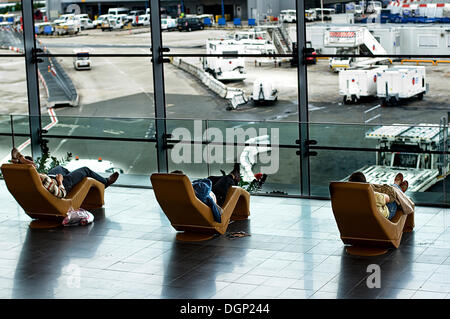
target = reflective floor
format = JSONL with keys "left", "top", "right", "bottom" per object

{"left": 0, "top": 180, "right": 449, "bottom": 299}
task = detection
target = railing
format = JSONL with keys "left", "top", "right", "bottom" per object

{"left": 0, "top": 115, "right": 448, "bottom": 207}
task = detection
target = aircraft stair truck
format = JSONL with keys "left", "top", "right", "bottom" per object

{"left": 376, "top": 66, "right": 428, "bottom": 106}
{"left": 202, "top": 40, "right": 246, "bottom": 81}
{"left": 339, "top": 65, "right": 388, "bottom": 104}
{"left": 324, "top": 26, "right": 389, "bottom": 72}
{"left": 348, "top": 123, "right": 449, "bottom": 192}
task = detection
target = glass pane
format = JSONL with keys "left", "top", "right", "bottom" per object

{"left": 310, "top": 123, "right": 448, "bottom": 206}
{"left": 166, "top": 118, "right": 300, "bottom": 195}
{"left": 45, "top": 137, "right": 157, "bottom": 188}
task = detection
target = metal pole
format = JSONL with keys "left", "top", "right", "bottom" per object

{"left": 321, "top": 0, "right": 324, "bottom": 23}
{"left": 150, "top": 0, "right": 168, "bottom": 173}
{"left": 296, "top": 0, "right": 310, "bottom": 196}
{"left": 21, "top": 0, "right": 42, "bottom": 160}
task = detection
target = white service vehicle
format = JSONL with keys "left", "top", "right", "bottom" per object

{"left": 252, "top": 78, "right": 278, "bottom": 105}
{"left": 127, "top": 10, "right": 145, "bottom": 25}
{"left": 108, "top": 7, "right": 129, "bottom": 17}
{"left": 80, "top": 18, "right": 94, "bottom": 30}
{"left": 73, "top": 49, "right": 91, "bottom": 70}
{"left": 324, "top": 26, "right": 389, "bottom": 72}
{"left": 93, "top": 14, "right": 112, "bottom": 27}
{"left": 75, "top": 14, "right": 89, "bottom": 20}
{"left": 54, "top": 14, "right": 75, "bottom": 25}
{"left": 305, "top": 9, "right": 317, "bottom": 22}
{"left": 376, "top": 66, "right": 427, "bottom": 106}
{"left": 54, "top": 16, "right": 81, "bottom": 35}
{"left": 279, "top": 9, "right": 297, "bottom": 23}
{"left": 348, "top": 124, "right": 449, "bottom": 192}
{"left": 315, "top": 8, "right": 336, "bottom": 21}
{"left": 102, "top": 14, "right": 130, "bottom": 31}
{"left": 161, "top": 17, "right": 177, "bottom": 31}
{"left": 339, "top": 65, "right": 388, "bottom": 104}
{"left": 203, "top": 39, "right": 246, "bottom": 81}
{"left": 135, "top": 14, "right": 150, "bottom": 26}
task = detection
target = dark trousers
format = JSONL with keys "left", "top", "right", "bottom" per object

{"left": 48, "top": 166, "right": 107, "bottom": 193}
{"left": 207, "top": 174, "right": 236, "bottom": 207}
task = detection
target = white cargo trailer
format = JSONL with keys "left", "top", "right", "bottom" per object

{"left": 376, "top": 66, "right": 428, "bottom": 106}
{"left": 339, "top": 65, "right": 388, "bottom": 104}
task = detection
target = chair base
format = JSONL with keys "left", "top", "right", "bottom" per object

{"left": 29, "top": 219, "right": 62, "bottom": 229}
{"left": 345, "top": 246, "right": 389, "bottom": 256}
{"left": 176, "top": 232, "right": 215, "bottom": 242}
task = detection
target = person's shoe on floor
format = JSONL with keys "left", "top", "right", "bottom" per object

{"left": 105, "top": 172, "right": 119, "bottom": 188}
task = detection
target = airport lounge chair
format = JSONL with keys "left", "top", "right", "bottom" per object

{"left": 329, "top": 181, "right": 414, "bottom": 256}
{"left": 1, "top": 164, "right": 105, "bottom": 229}
{"left": 150, "top": 173, "right": 250, "bottom": 242}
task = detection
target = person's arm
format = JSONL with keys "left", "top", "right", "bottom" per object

{"left": 39, "top": 174, "right": 67, "bottom": 198}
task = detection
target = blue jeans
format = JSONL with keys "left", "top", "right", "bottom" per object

{"left": 48, "top": 166, "right": 107, "bottom": 193}
{"left": 386, "top": 184, "right": 402, "bottom": 220}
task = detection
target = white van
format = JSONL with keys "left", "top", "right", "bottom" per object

{"left": 136, "top": 14, "right": 150, "bottom": 26}
{"left": 108, "top": 8, "right": 129, "bottom": 16}
{"left": 279, "top": 9, "right": 296, "bottom": 23}
{"left": 73, "top": 49, "right": 91, "bottom": 70}
{"left": 161, "top": 18, "right": 177, "bottom": 31}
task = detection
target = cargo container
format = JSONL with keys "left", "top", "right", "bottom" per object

{"left": 339, "top": 65, "right": 388, "bottom": 104}
{"left": 376, "top": 66, "right": 427, "bottom": 106}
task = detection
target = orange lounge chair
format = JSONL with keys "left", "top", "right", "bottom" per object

{"left": 150, "top": 173, "right": 250, "bottom": 241}
{"left": 329, "top": 181, "right": 414, "bottom": 256}
{"left": 1, "top": 164, "right": 105, "bottom": 229}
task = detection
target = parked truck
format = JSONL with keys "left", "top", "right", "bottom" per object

{"left": 376, "top": 66, "right": 427, "bottom": 106}
{"left": 202, "top": 39, "right": 246, "bottom": 81}
{"left": 347, "top": 123, "right": 449, "bottom": 192}
{"left": 324, "top": 26, "right": 389, "bottom": 72}
{"left": 339, "top": 65, "right": 388, "bottom": 104}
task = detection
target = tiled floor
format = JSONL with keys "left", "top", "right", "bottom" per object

{"left": 0, "top": 180, "right": 449, "bottom": 299}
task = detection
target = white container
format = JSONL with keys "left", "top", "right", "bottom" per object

{"left": 376, "top": 66, "right": 427, "bottom": 105}
{"left": 252, "top": 78, "right": 278, "bottom": 105}
{"left": 339, "top": 65, "right": 388, "bottom": 103}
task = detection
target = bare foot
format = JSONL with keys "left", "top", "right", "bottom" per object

{"left": 400, "top": 180, "right": 409, "bottom": 192}
{"left": 394, "top": 173, "right": 403, "bottom": 186}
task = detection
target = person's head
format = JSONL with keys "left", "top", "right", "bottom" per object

{"left": 170, "top": 170, "right": 184, "bottom": 174}
{"left": 348, "top": 171, "right": 367, "bottom": 183}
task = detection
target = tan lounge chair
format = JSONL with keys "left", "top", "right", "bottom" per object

{"left": 150, "top": 173, "right": 250, "bottom": 241}
{"left": 329, "top": 181, "right": 414, "bottom": 256}
{"left": 1, "top": 164, "right": 105, "bottom": 229}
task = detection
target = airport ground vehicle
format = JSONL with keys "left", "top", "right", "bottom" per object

{"left": 127, "top": 10, "right": 145, "bottom": 25}
{"left": 348, "top": 123, "right": 449, "bottom": 192}
{"left": 93, "top": 14, "right": 112, "bottom": 27}
{"left": 108, "top": 8, "right": 129, "bottom": 17}
{"left": 252, "top": 78, "right": 278, "bottom": 105}
{"left": 101, "top": 15, "right": 130, "bottom": 31}
{"left": 377, "top": 66, "right": 427, "bottom": 106}
{"left": 73, "top": 49, "right": 91, "bottom": 70}
{"left": 54, "top": 16, "right": 81, "bottom": 35}
{"left": 203, "top": 39, "right": 246, "bottom": 81}
{"left": 54, "top": 14, "right": 75, "bottom": 25}
{"left": 177, "top": 17, "right": 204, "bottom": 31}
{"left": 339, "top": 65, "right": 388, "bottom": 104}
{"left": 134, "top": 14, "right": 150, "bottom": 26}
{"left": 305, "top": 9, "right": 317, "bottom": 22}
{"left": 324, "top": 26, "right": 389, "bottom": 72}
{"left": 80, "top": 18, "right": 94, "bottom": 30}
{"left": 64, "top": 157, "right": 123, "bottom": 174}
{"left": 280, "top": 9, "right": 297, "bottom": 23}
{"left": 161, "top": 17, "right": 177, "bottom": 31}
{"left": 315, "top": 8, "right": 335, "bottom": 21}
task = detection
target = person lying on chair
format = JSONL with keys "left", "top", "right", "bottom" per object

{"left": 171, "top": 163, "right": 242, "bottom": 223}
{"left": 348, "top": 171, "right": 414, "bottom": 220}
{"left": 10, "top": 148, "right": 119, "bottom": 198}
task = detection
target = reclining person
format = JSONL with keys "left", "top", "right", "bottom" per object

{"left": 348, "top": 171, "right": 415, "bottom": 220}
{"left": 10, "top": 147, "right": 119, "bottom": 198}
{"left": 171, "top": 163, "right": 242, "bottom": 223}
